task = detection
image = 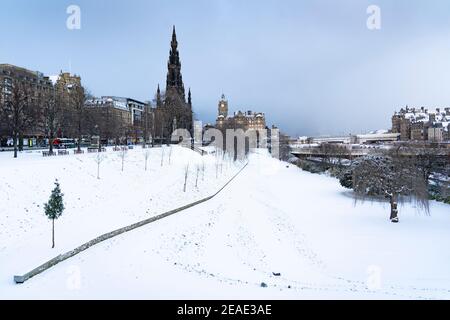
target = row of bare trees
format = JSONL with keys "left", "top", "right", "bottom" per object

{"left": 0, "top": 79, "right": 88, "bottom": 157}
{"left": 0, "top": 79, "right": 155, "bottom": 157}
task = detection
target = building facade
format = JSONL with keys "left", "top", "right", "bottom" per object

{"left": 50, "top": 72, "right": 82, "bottom": 92}
{"left": 85, "top": 96, "right": 152, "bottom": 144}
{"left": 392, "top": 106, "right": 450, "bottom": 142}
{"left": 0, "top": 64, "right": 54, "bottom": 101}
{"left": 215, "top": 94, "right": 266, "bottom": 131}
{"left": 0, "top": 64, "right": 55, "bottom": 147}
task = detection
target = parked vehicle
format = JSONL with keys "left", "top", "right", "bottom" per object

{"left": 53, "top": 138, "right": 76, "bottom": 149}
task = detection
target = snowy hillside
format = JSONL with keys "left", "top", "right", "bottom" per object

{"left": 1, "top": 147, "right": 449, "bottom": 299}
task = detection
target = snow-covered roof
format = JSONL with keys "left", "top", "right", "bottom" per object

{"left": 369, "top": 129, "right": 389, "bottom": 134}
{"left": 398, "top": 107, "right": 450, "bottom": 132}
{"left": 49, "top": 75, "right": 59, "bottom": 86}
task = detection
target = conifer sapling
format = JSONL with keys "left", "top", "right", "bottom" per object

{"left": 44, "top": 179, "right": 65, "bottom": 248}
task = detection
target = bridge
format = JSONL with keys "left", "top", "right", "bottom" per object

{"left": 291, "top": 145, "right": 370, "bottom": 159}
{"left": 291, "top": 144, "right": 450, "bottom": 161}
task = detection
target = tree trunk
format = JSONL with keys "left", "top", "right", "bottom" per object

{"left": 77, "top": 121, "right": 82, "bottom": 152}
{"left": 77, "top": 112, "right": 82, "bottom": 152}
{"left": 52, "top": 219, "right": 55, "bottom": 248}
{"left": 18, "top": 134, "right": 23, "bottom": 152}
{"left": 13, "top": 133, "right": 18, "bottom": 158}
{"left": 195, "top": 169, "right": 199, "bottom": 188}
{"left": 390, "top": 193, "right": 399, "bottom": 223}
{"left": 49, "top": 132, "right": 54, "bottom": 154}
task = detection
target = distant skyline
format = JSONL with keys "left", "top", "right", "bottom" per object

{"left": 2, "top": 0, "right": 450, "bottom": 136}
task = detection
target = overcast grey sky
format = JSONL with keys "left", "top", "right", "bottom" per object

{"left": 2, "top": 0, "right": 450, "bottom": 136}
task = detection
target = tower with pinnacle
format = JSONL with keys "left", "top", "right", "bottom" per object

{"left": 154, "top": 26, "right": 193, "bottom": 139}
{"left": 218, "top": 94, "right": 228, "bottom": 118}
{"left": 165, "top": 26, "right": 186, "bottom": 100}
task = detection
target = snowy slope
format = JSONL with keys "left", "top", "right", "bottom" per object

{"left": 1, "top": 147, "right": 450, "bottom": 299}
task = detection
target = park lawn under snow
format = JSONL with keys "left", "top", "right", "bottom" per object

{"left": 0, "top": 147, "right": 450, "bottom": 299}
{"left": 0, "top": 146, "right": 243, "bottom": 288}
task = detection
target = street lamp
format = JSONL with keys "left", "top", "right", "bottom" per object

{"left": 95, "top": 124, "right": 101, "bottom": 152}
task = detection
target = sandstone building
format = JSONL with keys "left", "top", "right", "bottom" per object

{"left": 0, "top": 64, "right": 54, "bottom": 101}
{"left": 0, "top": 64, "right": 55, "bottom": 146}
{"left": 392, "top": 106, "right": 450, "bottom": 142}
{"left": 215, "top": 94, "right": 266, "bottom": 131}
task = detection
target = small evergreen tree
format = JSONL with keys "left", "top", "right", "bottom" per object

{"left": 44, "top": 179, "right": 65, "bottom": 248}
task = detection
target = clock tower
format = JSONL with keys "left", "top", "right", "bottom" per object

{"left": 218, "top": 94, "right": 228, "bottom": 118}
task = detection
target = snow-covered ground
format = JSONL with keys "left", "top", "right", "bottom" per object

{"left": 0, "top": 147, "right": 449, "bottom": 299}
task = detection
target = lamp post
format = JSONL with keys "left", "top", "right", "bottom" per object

{"left": 95, "top": 124, "right": 101, "bottom": 152}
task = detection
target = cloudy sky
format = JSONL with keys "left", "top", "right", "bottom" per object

{"left": 2, "top": 0, "right": 450, "bottom": 136}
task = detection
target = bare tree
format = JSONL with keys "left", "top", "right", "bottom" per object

{"left": 68, "top": 84, "right": 87, "bottom": 152}
{"left": 144, "top": 147, "right": 151, "bottom": 171}
{"left": 160, "top": 147, "right": 165, "bottom": 167}
{"left": 84, "top": 102, "right": 122, "bottom": 149}
{"left": 40, "top": 90, "right": 63, "bottom": 154}
{"left": 118, "top": 147, "right": 127, "bottom": 172}
{"left": 201, "top": 159, "right": 206, "bottom": 181}
{"left": 93, "top": 152, "right": 107, "bottom": 179}
{"left": 0, "top": 82, "right": 37, "bottom": 158}
{"left": 183, "top": 163, "right": 190, "bottom": 192}
{"left": 168, "top": 145, "right": 173, "bottom": 165}
{"left": 215, "top": 152, "right": 221, "bottom": 179}
{"left": 142, "top": 104, "right": 154, "bottom": 147}
{"left": 352, "top": 151, "right": 429, "bottom": 223}
{"left": 195, "top": 165, "right": 200, "bottom": 188}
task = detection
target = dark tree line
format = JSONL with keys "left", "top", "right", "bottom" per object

{"left": 1, "top": 79, "right": 155, "bottom": 157}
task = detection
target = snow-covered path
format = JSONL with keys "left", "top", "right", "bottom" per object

{"left": 1, "top": 149, "right": 450, "bottom": 299}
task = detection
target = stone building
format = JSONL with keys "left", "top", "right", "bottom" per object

{"left": 0, "top": 64, "right": 55, "bottom": 146}
{"left": 391, "top": 106, "right": 450, "bottom": 142}
{"left": 154, "top": 26, "right": 193, "bottom": 141}
{"left": 410, "top": 121, "right": 427, "bottom": 141}
{"left": 85, "top": 96, "right": 152, "bottom": 144}
{"left": 101, "top": 96, "right": 146, "bottom": 126}
{"left": 428, "top": 123, "right": 445, "bottom": 142}
{"left": 392, "top": 114, "right": 411, "bottom": 140}
{"left": 215, "top": 94, "right": 266, "bottom": 131}
{"left": 0, "top": 64, "right": 54, "bottom": 101}
{"left": 50, "top": 72, "right": 81, "bottom": 93}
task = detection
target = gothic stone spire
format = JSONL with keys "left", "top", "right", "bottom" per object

{"left": 156, "top": 84, "right": 162, "bottom": 108}
{"left": 188, "top": 88, "right": 192, "bottom": 108}
{"left": 166, "top": 25, "right": 185, "bottom": 100}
